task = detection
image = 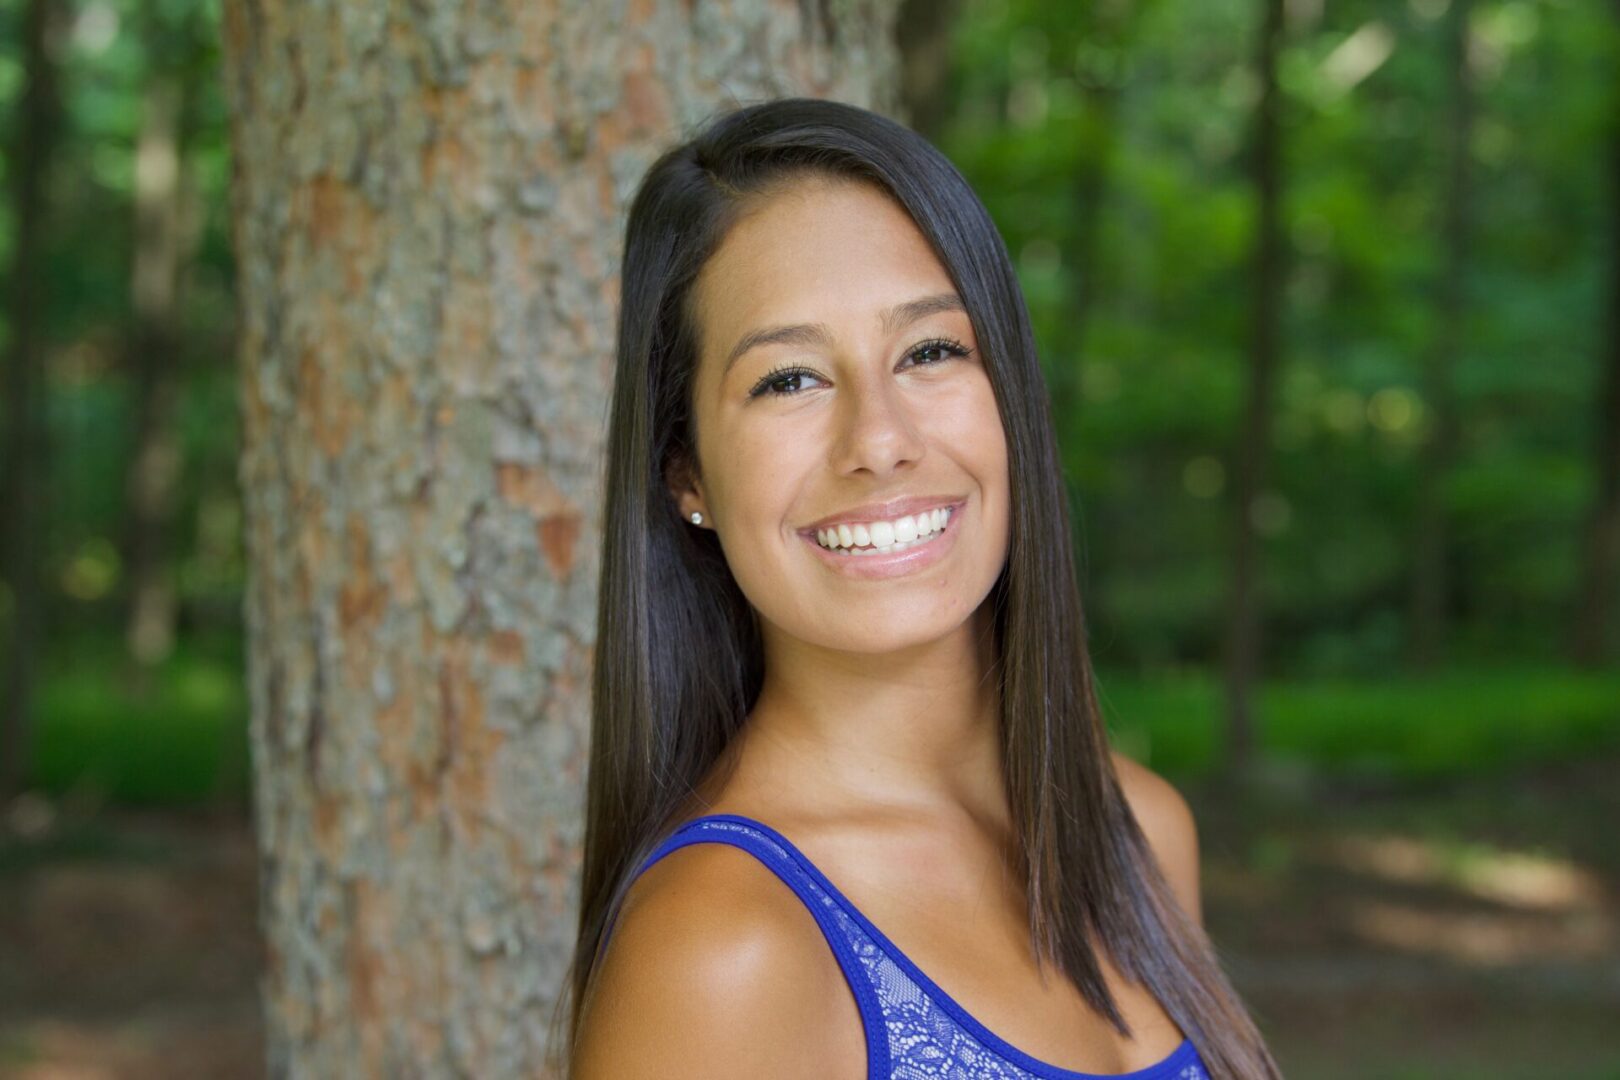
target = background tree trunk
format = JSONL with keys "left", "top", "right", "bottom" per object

{"left": 1057, "top": 0, "right": 1136, "bottom": 604}
{"left": 220, "top": 1, "right": 904, "bottom": 1075}
{"left": 121, "top": 4, "right": 209, "bottom": 674}
{"left": 1221, "top": 0, "right": 1287, "bottom": 781}
{"left": 1410, "top": 0, "right": 1473, "bottom": 671}
{"left": 895, "top": 0, "right": 960, "bottom": 141}
{"left": 1057, "top": 0, "right": 1134, "bottom": 435}
{"left": 1, "top": 0, "right": 70, "bottom": 802}
{"left": 1569, "top": 0, "right": 1620, "bottom": 667}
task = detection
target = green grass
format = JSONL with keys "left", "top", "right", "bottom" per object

{"left": 20, "top": 631, "right": 1620, "bottom": 807}
{"left": 1096, "top": 663, "right": 1620, "bottom": 781}
{"left": 26, "top": 632, "right": 250, "bottom": 807}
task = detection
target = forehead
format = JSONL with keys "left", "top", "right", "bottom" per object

{"left": 690, "top": 179, "right": 959, "bottom": 360}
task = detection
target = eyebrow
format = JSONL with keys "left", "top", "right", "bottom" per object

{"left": 721, "top": 291, "right": 967, "bottom": 380}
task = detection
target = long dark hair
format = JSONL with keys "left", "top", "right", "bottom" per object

{"left": 548, "top": 96, "right": 1281, "bottom": 1079}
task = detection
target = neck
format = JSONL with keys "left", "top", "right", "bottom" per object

{"left": 728, "top": 600, "right": 1007, "bottom": 827}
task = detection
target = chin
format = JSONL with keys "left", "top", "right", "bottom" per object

{"left": 802, "top": 614, "right": 968, "bottom": 655}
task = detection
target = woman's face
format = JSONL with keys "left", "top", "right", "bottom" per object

{"left": 673, "top": 177, "right": 1011, "bottom": 656}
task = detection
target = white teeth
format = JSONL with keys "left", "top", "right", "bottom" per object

{"left": 813, "top": 506, "right": 954, "bottom": 553}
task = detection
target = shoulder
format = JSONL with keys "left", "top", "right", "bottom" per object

{"left": 1110, "top": 750, "right": 1203, "bottom": 927}
{"left": 571, "top": 839, "right": 852, "bottom": 1079}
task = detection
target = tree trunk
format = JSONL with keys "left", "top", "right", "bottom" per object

{"left": 1, "top": 0, "right": 69, "bottom": 802}
{"left": 1410, "top": 0, "right": 1473, "bottom": 671}
{"left": 895, "top": 0, "right": 960, "bottom": 142}
{"left": 220, "top": 2, "right": 903, "bottom": 1074}
{"left": 1058, "top": 2, "right": 1131, "bottom": 604}
{"left": 1570, "top": 2, "right": 1620, "bottom": 667}
{"left": 1221, "top": 0, "right": 1286, "bottom": 780}
{"left": 1057, "top": 0, "right": 1132, "bottom": 436}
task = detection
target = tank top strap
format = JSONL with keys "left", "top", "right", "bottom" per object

{"left": 602, "top": 814, "right": 1213, "bottom": 1080}
{"left": 609, "top": 813, "right": 891, "bottom": 1078}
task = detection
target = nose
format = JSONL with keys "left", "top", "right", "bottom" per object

{"left": 830, "top": 370, "right": 927, "bottom": 478}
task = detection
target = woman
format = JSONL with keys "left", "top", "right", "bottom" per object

{"left": 551, "top": 97, "right": 1281, "bottom": 1079}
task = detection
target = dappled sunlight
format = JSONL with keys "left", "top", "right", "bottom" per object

{"left": 1324, "top": 832, "right": 1608, "bottom": 911}
{"left": 1318, "top": 21, "right": 1395, "bottom": 99}
{"left": 1315, "top": 831, "right": 1615, "bottom": 966}
{"left": 1343, "top": 897, "right": 1612, "bottom": 967}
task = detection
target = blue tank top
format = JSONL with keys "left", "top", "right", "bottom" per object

{"left": 615, "top": 812, "right": 1212, "bottom": 1080}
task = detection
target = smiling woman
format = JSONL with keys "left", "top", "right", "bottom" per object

{"left": 673, "top": 177, "right": 1010, "bottom": 627}
{"left": 550, "top": 98, "right": 1281, "bottom": 1080}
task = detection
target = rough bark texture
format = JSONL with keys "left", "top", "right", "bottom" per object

{"left": 219, "top": 2, "right": 902, "bottom": 1075}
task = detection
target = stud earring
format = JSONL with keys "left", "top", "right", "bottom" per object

{"left": 690, "top": 511, "right": 703, "bottom": 525}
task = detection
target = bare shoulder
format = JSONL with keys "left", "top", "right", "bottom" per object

{"left": 570, "top": 840, "right": 854, "bottom": 1080}
{"left": 1110, "top": 750, "right": 1203, "bottom": 927}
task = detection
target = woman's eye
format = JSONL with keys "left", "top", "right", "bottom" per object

{"left": 747, "top": 338, "right": 972, "bottom": 400}
{"left": 907, "top": 337, "right": 973, "bottom": 367}
{"left": 749, "top": 367, "right": 825, "bottom": 399}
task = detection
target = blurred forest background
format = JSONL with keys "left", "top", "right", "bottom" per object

{"left": 1, "top": 0, "right": 1617, "bottom": 1076}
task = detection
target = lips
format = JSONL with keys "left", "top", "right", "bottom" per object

{"left": 800, "top": 495, "right": 965, "bottom": 580}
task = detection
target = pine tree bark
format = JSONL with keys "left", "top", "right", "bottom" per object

{"left": 220, "top": 1, "right": 903, "bottom": 1074}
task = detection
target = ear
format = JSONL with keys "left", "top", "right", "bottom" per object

{"left": 665, "top": 452, "right": 709, "bottom": 528}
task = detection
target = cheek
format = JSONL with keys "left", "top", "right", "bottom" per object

{"left": 935, "top": 381, "right": 1011, "bottom": 554}
{"left": 710, "top": 421, "right": 806, "bottom": 526}
{"left": 928, "top": 378, "right": 1007, "bottom": 470}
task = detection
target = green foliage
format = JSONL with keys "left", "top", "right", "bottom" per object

{"left": 0, "top": 0, "right": 1614, "bottom": 812}
{"left": 938, "top": 0, "right": 1618, "bottom": 672}
{"left": 1101, "top": 663, "right": 1620, "bottom": 779}
{"left": 18, "top": 635, "right": 1613, "bottom": 804}
{"left": 1, "top": 0, "right": 243, "bottom": 622}
{"left": 28, "top": 633, "right": 248, "bottom": 806}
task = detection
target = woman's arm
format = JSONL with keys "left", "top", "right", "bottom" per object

{"left": 570, "top": 842, "right": 857, "bottom": 1079}
{"left": 1111, "top": 750, "right": 1204, "bottom": 928}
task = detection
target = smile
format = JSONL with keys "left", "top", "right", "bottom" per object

{"left": 814, "top": 505, "right": 953, "bottom": 555}
{"left": 799, "top": 500, "right": 964, "bottom": 579}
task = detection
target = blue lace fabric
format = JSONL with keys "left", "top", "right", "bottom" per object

{"left": 618, "top": 813, "right": 1213, "bottom": 1080}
